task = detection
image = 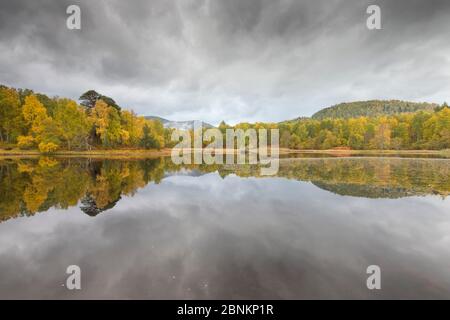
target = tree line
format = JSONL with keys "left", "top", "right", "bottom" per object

{"left": 277, "top": 105, "right": 450, "bottom": 150}
{"left": 218, "top": 103, "right": 450, "bottom": 150}
{"left": 1, "top": 84, "right": 449, "bottom": 151}
{"left": 0, "top": 85, "right": 171, "bottom": 152}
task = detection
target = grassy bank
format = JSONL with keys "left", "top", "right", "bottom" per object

{"left": 280, "top": 148, "right": 450, "bottom": 156}
{"left": 0, "top": 148, "right": 172, "bottom": 158}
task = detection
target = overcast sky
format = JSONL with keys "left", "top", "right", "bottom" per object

{"left": 1, "top": 0, "right": 449, "bottom": 125}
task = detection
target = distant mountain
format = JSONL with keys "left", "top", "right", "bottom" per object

{"left": 144, "top": 116, "right": 214, "bottom": 130}
{"left": 145, "top": 116, "right": 170, "bottom": 124}
{"left": 311, "top": 100, "right": 438, "bottom": 120}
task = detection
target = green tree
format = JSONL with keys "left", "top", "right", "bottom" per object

{"left": 140, "top": 123, "right": 159, "bottom": 149}
{"left": 79, "top": 90, "right": 121, "bottom": 111}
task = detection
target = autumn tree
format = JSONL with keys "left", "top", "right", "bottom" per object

{"left": 90, "top": 100, "right": 123, "bottom": 147}
{"left": 0, "top": 86, "right": 24, "bottom": 143}
{"left": 120, "top": 110, "right": 145, "bottom": 147}
{"left": 53, "top": 99, "right": 90, "bottom": 150}
{"left": 18, "top": 95, "right": 60, "bottom": 152}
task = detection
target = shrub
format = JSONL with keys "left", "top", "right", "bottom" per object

{"left": 38, "top": 142, "right": 59, "bottom": 153}
{"left": 17, "top": 136, "right": 35, "bottom": 149}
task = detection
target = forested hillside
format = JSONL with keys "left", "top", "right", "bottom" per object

{"left": 230, "top": 102, "right": 450, "bottom": 150}
{"left": 277, "top": 105, "right": 450, "bottom": 150}
{"left": 312, "top": 100, "right": 438, "bottom": 120}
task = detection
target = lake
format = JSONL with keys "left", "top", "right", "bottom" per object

{"left": 0, "top": 155, "right": 450, "bottom": 299}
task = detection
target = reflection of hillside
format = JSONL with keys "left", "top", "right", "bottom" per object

{"left": 312, "top": 182, "right": 417, "bottom": 199}
{"left": 0, "top": 157, "right": 449, "bottom": 222}
{"left": 278, "top": 158, "right": 450, "bottom": 199}
{"left": 219, "top": 158, "right": 450, "bottom": 199}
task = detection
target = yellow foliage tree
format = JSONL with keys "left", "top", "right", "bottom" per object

{"left": 90, "top": 100, "right": 122, "bottom": 147}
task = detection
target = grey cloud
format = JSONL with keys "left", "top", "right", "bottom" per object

{"left": 0, "top": 0, "right": 449, "bottom": 124}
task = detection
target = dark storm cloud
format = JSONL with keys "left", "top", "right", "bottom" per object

{"left": 0, "top": 0, "right": 449, "bottom": 124}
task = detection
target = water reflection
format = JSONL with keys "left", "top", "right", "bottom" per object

{"left": 1, "top": 156, "right": 449, "bottom": 221}
{"left": 0, "top": 156, "right": 450, "bottom": 299}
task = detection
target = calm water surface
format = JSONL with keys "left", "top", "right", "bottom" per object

{"left": 0, "top": 156, "right": 450, "bottom": 299}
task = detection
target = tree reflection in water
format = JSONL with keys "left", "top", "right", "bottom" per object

{"left": 0, "top": 156, "right": 449, "bottom": 222}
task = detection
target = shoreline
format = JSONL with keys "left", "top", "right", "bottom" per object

{"left": 0, "top": 148, "right": 173, "bottom": 158}
{"left": 279, "top": 148, "right": 450, "bottom": 156}
{"left": 0, "top": 148, "right": 449, "bottom": 158}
